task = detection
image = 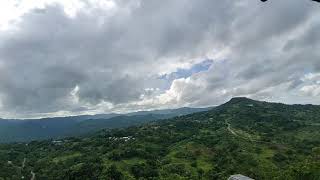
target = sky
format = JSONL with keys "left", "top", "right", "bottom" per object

{"left": 0, "top": 0, "right": 319, "bottom": 119}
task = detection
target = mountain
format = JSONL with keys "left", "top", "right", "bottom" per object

{"left": 0, "top": 98, "right": 319, "bottom": 179}
{"left": 127, "top": 107, "right": 210, "bottom": 116}
{"left": 0, "top": 107, "right": 210, "bottom": 143}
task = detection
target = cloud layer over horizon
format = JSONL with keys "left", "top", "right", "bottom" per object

{"left": 0, "top": 0, "right": 320, "bottom": 118}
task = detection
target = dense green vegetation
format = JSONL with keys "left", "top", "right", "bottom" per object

{"left": 0, "top": 98, "right": 319, "bottom": 179}
{"left": 0, "top": 107, "right": 209, "bottom": 143}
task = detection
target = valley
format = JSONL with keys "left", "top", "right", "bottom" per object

{"left": 0, "top": 98, "right": 319, "bottom": 179}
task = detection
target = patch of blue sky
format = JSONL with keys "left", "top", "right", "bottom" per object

{"left": 159, "top": 59, "right": 213, "bottom": 89}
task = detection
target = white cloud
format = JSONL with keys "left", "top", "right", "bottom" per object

{"left": 302, "top": 73, "right": 320, "bottom": 81}
{"left": 0, "top": 0, "right": 116, "bottom": 30}
{"left": 0, "top": 0, "right": 319, "bottom": 118}
{"left": 300, "top": 85, "right": 320, "bottom": 96}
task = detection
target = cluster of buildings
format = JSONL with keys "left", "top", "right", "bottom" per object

{"left": 108, "top": 136, "right": 135, "bottom": 142}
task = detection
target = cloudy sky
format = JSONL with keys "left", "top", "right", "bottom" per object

{"left": 0, "top": 0, "right": 319, "bottom": 119}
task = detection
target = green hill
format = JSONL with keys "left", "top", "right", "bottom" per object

{"left": 0, "top": 107, "right": 209, "bottom": 143}
{"left": 0, "top": 98, "right": 319, "bottom": 179}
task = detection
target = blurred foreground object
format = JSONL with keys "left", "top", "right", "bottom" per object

{"left": 228, "top": 174, "right": 254, "bottom": 180}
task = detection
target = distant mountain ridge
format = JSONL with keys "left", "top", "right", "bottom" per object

{"left": 0, "top": 107, "right": 211, "bottom": 143}
{"left": 1, "top": 97, "right": 319, "bottom": 179}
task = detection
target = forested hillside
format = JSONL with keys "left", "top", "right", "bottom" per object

{"left": 0, "top": 98, "right": 319, "bottom": 179}
{"left": 0, "top": 107, "right": 209, "bottom": 143}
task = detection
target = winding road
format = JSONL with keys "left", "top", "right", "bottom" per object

{"left": 225, "top": 119, "right": 252, "bottom": 141}
{"left": 225, "top": 119, "right": 279, "bottom": 145}
{"left": 19, "top": 157, "right": 36, "bottom": 180}
{"left": 22, "top": 158, "right": 26, "bottom": 168}
{"left": 225, "top": 118, "right": 265, "bottom": 143}
{"left": 226, "top": 121, "right": 237, "bottom": 136}
{"left": 31, "top": 171, "right": 36, "bottom": 180}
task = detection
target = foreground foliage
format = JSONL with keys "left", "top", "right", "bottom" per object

{"left": 0, "top": 98, "right": 319, "bottom": 179}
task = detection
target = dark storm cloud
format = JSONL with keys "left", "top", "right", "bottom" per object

{"left": 0, "top": 0, "right": 319, "bottom": 118}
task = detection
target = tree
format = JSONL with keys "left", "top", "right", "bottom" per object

{"left": 103, "top": 165, "right": 124, "bottom": 180}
